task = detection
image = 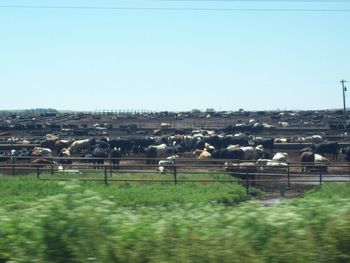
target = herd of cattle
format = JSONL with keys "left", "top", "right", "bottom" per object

{"left": 1, "top": 108, "right": 350, "bottom": 176}
{"left": 1, "top": 129, "right": 349, "bottom": 174}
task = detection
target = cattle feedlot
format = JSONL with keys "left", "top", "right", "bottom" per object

{"left": 1, "top": 109, "right": 350, "bottom": 187}
{"left": 1, "top": 109, "right": 350, "bottom": 262}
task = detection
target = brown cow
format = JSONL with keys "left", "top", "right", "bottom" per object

{"left": 300, "top": 151, "right": 315, "bottom": 172}
{"left": 55, "top": 140, "right": 70, "bottom": 152}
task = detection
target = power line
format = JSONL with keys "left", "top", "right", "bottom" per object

{"left": 160, "top": 0, "right": 350, "bottom": 2}
{"left": 0, "top": 5, "right": 350, "bottom": 11}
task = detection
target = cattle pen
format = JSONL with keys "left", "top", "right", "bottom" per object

{"left": 1, "top": 156, "right": 350, "bottom": 193}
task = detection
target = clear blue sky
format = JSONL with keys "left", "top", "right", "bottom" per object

{"left": 1, "top": 0, "right": 349, "bottom": 111}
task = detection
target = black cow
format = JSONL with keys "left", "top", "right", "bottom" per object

{"left": 225, "top": 134, "right": 250, "bottom": 147}
{"left": 314, "top": 141, "right": 338, "bottom": 160}
{"left": 341, "top": 146, "right": 350, "bottom": 162}
{"left": 194, "top": 140, "right": 205, "bottom": 150}
{"left": 91, "top": 147, "right": 108, "bottom": 169}
{"left": 145, "top": 147, "right": 157, "bottom": 165}
{"left": 204, "top": 135, "right": 222, "bottom": 149}
{"left": 211, "top": 148, "right": 244, "bottom": 160}
{"left": 110, "top": 147, "right": 122, "bottom": 170}
{"left": 98, "top": 138, "right": 109, "bottom": 150}
{"left": 109, "top": 139, "right": 133, "bottom": 155}
{"left": 254, "top": 137, "right": 274, "bottom": 153}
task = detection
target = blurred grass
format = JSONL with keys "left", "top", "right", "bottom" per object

{"left": 0, "top": 174, "right": 349, "bottom": 262}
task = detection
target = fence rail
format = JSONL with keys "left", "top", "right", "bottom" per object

{"left": 0, "top": 156, "right": 350, "bottom": 193}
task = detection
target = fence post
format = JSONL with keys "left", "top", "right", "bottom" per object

{"left": 104, "top": 166, "right": 108, "bottom": 185}
{"left": 51, "top": 165, "right": 54, "bottom": 175}
{"left": 173, "top": 161, "right": 177, "bottom": 185}
{"left": 245, "top": 166, "right": 250, "bottom": 194}
{"left": 11, "top": 157, "right": 15, "bottom": 176}
{"left": 287, "top": 165, "right": 290, "bottom": 189}
{"left": 246, "top": 175, "right": 249, "bottom": 195}
{"left": 319, "top": 169, "right": 322, "bottom": 186}
{"left": 36, "top": 166, "right": 40, "bottom": 179}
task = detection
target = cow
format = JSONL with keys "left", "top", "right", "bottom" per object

{"left": 272, "top": 152, "right": 289, "bottom": 163}
{"left": 110, "top": 147, "right": 122, "bottom": 170}
{"left": 211, "top": 148, "right": 244, "bottom": 160}
{"left": 255, "top": 145, "right": 272, "bottom": 159}
{"left": 254, "top": 137, "right": 274, "bottom": 153}
{"left": 31, "top": 147, "right": 52, "bottom": 157}
{"left": 182, "top": 135, "right": 195, "bottom": 150}
{"left": 300, "top": 151, "right": 315, "bottom": 172}
{"left": 204, "top": 143, "right": 215, "bottom": 152}
{"left": 91, "top": 147, "right": 108, "bottom": 169}
{"left": 239, "top": 147, "right": 257, "bottom": 160}
{"left": 225, "top": 161, "right": 256, "bottom": 174}
{"left": 194, "top": 139, "right": 206, "bottom": 151}
{"left": 55, "top": 139, "right": 70, "bottom": 152}
{"left": 40, "top": 134, "right": 60, "bottom": 150}
{"left": 109, "top": 138, "right": 133, "bottom": 155}
{"left": 193, "top": 149, "right": 211, "bottom": 159}
{"left": 145, "top": 144, "right": 173, "bottom": 164}
{"left": 314, "top": 141, "right": 338, "bottom": 160}
{"left": 314, "top": 154, "right": 329, "bottom": 172}
{"left": 256, "top": 159, "right": 288, "bottom": 173}
{"left": 306, "top": 135, "right": 323, "bottom": 143}
{"left": 158, "top": 155, "right": 179, "bottom": 174}
{"left": 314, "top": 154, "right": 329, "bottom": 163}
{"left": 341, "top": 146, "right": 350, "bottom": 162}
{"left": 58, "top": 148, "right": 72, "bottom": 165}
{"left": 265, "top": 160, "right": 288, "bottom": 172}
{"left": 68, "top": 138, "right": 95, "bottom": 154}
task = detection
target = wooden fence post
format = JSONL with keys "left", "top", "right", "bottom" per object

{"left": 319, "top": 169, "right": 323, "bottom": 186}
{"left": 36, "top": 166, "right": 40, "bottom": 179}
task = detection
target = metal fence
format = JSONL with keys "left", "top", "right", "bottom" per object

{"left": 1, "top": 156, "right": 350, "bottom": 192}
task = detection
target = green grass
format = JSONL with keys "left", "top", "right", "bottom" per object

{"left": 303, "top": 182, "right": 350, "bottom": 199}
{"left": 0, "top": 174, "right": 250, "bottom": 209}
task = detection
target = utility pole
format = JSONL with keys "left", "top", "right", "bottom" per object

{"left": 341, "top": 80, "right": 348, "bottom": 115}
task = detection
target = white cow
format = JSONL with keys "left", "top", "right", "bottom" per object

{"left": 278, "top": 121, "right": 289, "bottom": 127}
{"left": 31, "top": 147, "right": 52, "bottom": 157}
{"left": 314, "top": 154, "right": 329, "bottom": 162}
{"left": 313, "top": 154, "right": 329, "bottom": 172}
{"left": 256, "top": 158, "right": 288, "bottom": 172}
{"left": 148, "top": 144, "right": 168, "bottom": 157}
{"left": 204, "top": 143, "right": 215, "bottom": 152}
{"left": 240, "top": 147, "right": 256, "bottom": 160}
{"left": 272, "top": 152, "right": 289, "bottom": 163}
{"left": 158, "top": 155, "right": 179, "bottom": 174}
{"left": 68, "top": 139, "right": 92, "bottom": 153}
{"left": 225, "top": 145, "right": 256, "bottom": 160}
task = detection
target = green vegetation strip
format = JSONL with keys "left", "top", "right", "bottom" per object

{"left": 0, "top": 174, "right": 250, "bottom": 209}
{"left": 0, "top": 175, "right": 349, "bottom": 262}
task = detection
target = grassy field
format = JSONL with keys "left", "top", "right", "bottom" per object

{"left": 0, "top": 173, "right": 252, "bottom": 209}
{"left": 0, "top": 175, "right": 349, "bottom": 262}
